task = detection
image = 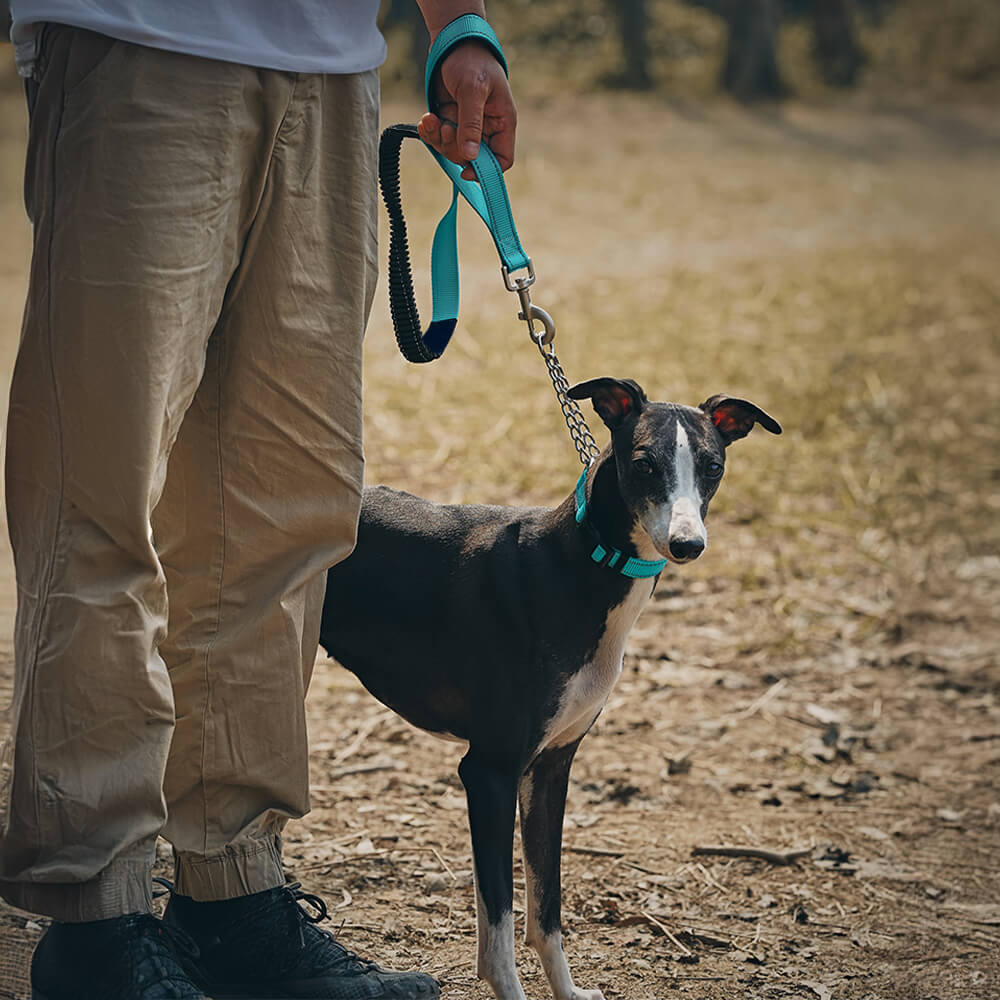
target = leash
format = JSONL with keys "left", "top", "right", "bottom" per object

{"left": 378, "top": 14, "right": 601, "bottom": 470}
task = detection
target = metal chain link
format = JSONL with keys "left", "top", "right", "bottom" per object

{"left": 538, "top": 344, "right": 602, "bottom": 467}
{"left": 506, "top": 269, "right": 601, "bottom": 468}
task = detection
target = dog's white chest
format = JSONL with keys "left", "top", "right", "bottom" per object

{"left": 540, "top": 580, "right": 653, "bottom": 750}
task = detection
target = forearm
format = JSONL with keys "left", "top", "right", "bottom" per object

{"left": 415, "top": 1, "right": 487, "bottom": 40}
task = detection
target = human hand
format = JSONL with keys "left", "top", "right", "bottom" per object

{"left": 418, "top": 40, "right": 516, "bottom": 181}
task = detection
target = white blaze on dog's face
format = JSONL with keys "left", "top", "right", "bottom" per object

{"left": 630, "top": 395, "right": 782, "bottom": 563}
{"left": 617, "top": 402, "right": 728, "bottom": 566}
{"left": 637, "top": 422, "right": 707, "bottom": 561}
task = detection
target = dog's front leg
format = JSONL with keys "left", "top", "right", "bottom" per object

{"left": 459, "top": 750, "right": 526, "bottom": 1000}
{"left": 519, "top": 739, "right": 605, "bottom": 1000}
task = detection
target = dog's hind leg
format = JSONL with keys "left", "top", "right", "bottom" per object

{"left": 459, "top": 750, "right": 526, "bottom": 1000}
{"left": 519, "top": 738, "right": 605, "bottom": 1000}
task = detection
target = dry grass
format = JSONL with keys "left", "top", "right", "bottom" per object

{"left": 366, "top": 95, "right": 1000, "bottom": 562}
{"left": 1, "top": 61, "right": 999, "bottom": 1000}
{"left": 329, "top": 93, "right": 1000, "bottom": 999}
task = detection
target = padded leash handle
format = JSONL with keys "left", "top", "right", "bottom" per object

{"left": 379, "top": 14, "right": 532, "bottom": 363}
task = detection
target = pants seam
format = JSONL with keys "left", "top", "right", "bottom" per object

{"left": 195, "top": 72, "right": 297, "bottom": 850}
{"left": 198, "top": 364, "right": 227, "bottom": 855}
{"left": 24, "top": 63, "right": 71, "bottom": 840}
{"left": 213, "top": 73, "right": 297, "bottom": 326}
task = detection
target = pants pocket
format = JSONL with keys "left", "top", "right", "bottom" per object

{"left": 55, "top": 23, "right": 122, "bottom": 103}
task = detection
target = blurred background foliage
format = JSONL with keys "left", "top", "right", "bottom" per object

{"left": 379, "top": 0, "right": 1000, "bottom": 101}
{"left": 3, "top": 1, "right": 997, "bottom": 101}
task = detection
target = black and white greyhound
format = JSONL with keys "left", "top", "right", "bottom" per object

{"left": 320, "top": 377, "right": 781, "bottom": 1000}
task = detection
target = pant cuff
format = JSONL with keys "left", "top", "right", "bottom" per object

{"left": 173, "top": 834, "right": 285, "bottom": 901}
{"left": 0, "top": 856, "right": 153, "bottom": 922}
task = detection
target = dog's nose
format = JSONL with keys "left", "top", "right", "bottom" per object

{"left": 669, "top": 538, "right": 705, "bottom": 562}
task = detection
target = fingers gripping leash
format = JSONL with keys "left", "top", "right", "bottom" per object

{"left": 378, "top": 14, "right": 601, "bottom": 469}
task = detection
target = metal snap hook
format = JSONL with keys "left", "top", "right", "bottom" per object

{"left": 526, "top": 303, "right": 556, "bottom": 348}
{"left": 504, "top": 264, "right": 556, "bottom": 349}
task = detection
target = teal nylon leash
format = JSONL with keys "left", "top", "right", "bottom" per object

{"left": 379, "top": 15, "right": 545, "bottom": 363}
{"left": 421, "top": 16, "right": 530, "bottom": 335}
{"left": 379, "top": 12, "right": 555, "bottom": 361}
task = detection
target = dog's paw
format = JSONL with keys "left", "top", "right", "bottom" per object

{"left": 563, "top": 990, "right": 605, "bottom": 1000}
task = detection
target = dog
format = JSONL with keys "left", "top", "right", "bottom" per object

{"left": 320, "top": 377, "right": 781, "bottom": 1000}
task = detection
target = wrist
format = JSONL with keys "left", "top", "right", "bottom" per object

{"left": 418, "top": 3, "right": 488, "bottom": 41}
{"left": 424, "top": 13, "right": 507, "bottom": 112}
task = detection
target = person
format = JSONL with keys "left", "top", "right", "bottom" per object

{"left": 0, "top": 2, "right": 516, "bottom": 998}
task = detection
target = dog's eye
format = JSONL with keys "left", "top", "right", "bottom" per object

{"left": 633, "top": 457, "right": 655, "bottom": 476}
{"left": 705, "top": 461, "right": 724, "bottom": 479}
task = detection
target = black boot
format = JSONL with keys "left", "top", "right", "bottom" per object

{"left": 31, "top": 913, "right": 205, "bottom": 1000}
{"left": 164, "top": 881, "right": 440, "bottom": 999}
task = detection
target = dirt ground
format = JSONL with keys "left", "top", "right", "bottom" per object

{"left": 1, "top": 68, "right": 998, "bottom": 1000}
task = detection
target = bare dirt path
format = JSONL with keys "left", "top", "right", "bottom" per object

{"left": 1, "top": 82, "right": 998, "bottom": 999}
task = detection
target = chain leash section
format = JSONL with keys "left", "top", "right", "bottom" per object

{"left": 502, "top": 263, "right": 602, "bottom": 468}
{"left": 541, "top": 346, "right": 603, "bottom": 467}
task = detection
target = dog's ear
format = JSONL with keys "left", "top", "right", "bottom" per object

{"left": 700, "top": 395, "right": 782, "bottom": 446}
{"left": 568, "top": 378, "right": 647, "bottom": 429}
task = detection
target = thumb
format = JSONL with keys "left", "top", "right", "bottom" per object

{"left": 456, "top": 78, "right": 488, "bottom": 162}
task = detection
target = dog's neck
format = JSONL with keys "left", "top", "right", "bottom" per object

{"left": 581, "top": 450, "right": 645, "bottom": 559}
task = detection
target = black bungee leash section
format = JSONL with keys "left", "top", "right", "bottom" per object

{"left": 378, "top": 123, "right": 444, "bottom": 364}
{"left": 378, "top": 112, "right": 537, "bottom": 366}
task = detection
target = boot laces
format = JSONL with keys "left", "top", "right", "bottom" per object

{"left": 153, "top": 875, "right": 376, "bottom": 979}
{"left": 287, "top": 881, "right": 330, "bottom": 923}
{"left": 285, "top": 881, "right": 378, "bottom": 976}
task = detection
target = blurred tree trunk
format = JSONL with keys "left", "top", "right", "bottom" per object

{"left": 617, "top": 0, "right": 653, "bottom": 90}
{"left": 382, "top": 0, "right": 429, "bottom": 88}
{"left": 408, "top": 8, "right": 430, "bottom": 84}
{"left": 720, "top": 0, "right": 785, "bottom": 101}
{"left": 812, "top": 0, "right": 864, "bottom": 87}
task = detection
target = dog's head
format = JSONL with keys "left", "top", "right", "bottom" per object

{"left": 568, "top": 377, "right": 781, "bottom": 564}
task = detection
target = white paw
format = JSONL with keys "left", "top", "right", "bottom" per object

{"left": 563, "top": 990, "right": 605, "bottom": 1000}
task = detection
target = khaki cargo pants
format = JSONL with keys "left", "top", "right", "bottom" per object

{"left": 0, "top": 25, "right": 378, "bottom": 921}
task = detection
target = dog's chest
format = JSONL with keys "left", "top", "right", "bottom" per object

{"left": 539, "top": 579, "right": 654, "bottom": 750}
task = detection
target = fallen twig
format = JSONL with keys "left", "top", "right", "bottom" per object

{"left": 566, "top": 845, "right": 626, "bottom": 858}
{"left": 331, "top": 710, "right": 394, "bottom": 766}
{"left": 619, "top": 860, "right": 669, "bottom": 876}
{"left": 678, "top": 928, "right": 732, "bottom": 950}
{"left": 640, "top": 910, "right": 692, "bottom": 955}
{"left": 431, "top": 847, "right": 457, "bottom": 881}
{"left": 327, "top": 760, "right": 399, "bottom": 781}
{"left": 694, "top": 862, "right": 727, "bottom": 892}
{"left": 732, "top": 678, "right": 787, "bottom": 720}
{"left": 691, "top": 844, "right": 812, "bottom": 866}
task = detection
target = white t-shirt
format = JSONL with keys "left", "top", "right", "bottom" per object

{"left": 9, "top": 1, "right": 387, "bottom": 77}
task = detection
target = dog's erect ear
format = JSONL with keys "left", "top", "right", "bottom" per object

{"left": 568, "top": 378, "right": 647, "bottom": 429}
{"left": 700, "top": 395, "right": 782, "bottom": 446}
